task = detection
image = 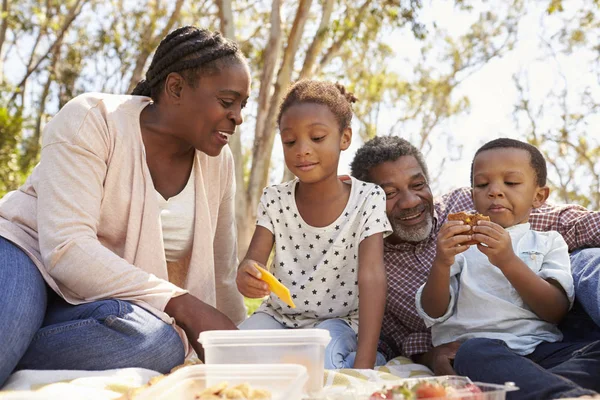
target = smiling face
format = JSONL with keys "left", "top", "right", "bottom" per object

{"left": 472, "top": 148, "right": 549, "bottom": 228}
{"left": 279, "top": 102, "right": 351, "bottom": 183}
{"left": 368, "top": 156, "right": 434, "bottom": 244}
{"left": 168, "top": 62, "right": 251, "bottom": 156}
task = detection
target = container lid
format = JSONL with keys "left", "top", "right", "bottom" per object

{"left": 134, "top": 364, "right": 308, "bottom": 400}
{"left": 199, "top": 328, "right": 331, "bottom": 346}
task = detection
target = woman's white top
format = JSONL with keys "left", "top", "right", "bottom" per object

{"left": 157, "top": 167, "right": 195, "bottom": 262}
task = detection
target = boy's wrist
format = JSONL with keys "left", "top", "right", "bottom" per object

{"left": 432, "top": 258, "right": 452, "bottom": 272}
{"left": 495, "top": 253, "right": 522, "bottom": 273}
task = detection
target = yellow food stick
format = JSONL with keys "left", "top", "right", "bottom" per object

{"left": 254, "top": 264, "right": 296, "bottom": 308}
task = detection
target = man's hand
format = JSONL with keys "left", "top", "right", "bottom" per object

{"left": 414, "top": 341, "right": 462, "bottom": 376}
{"left": 165, "top": 293, "right": 238, "bottom": 360}
{"left": 236, "top": 259, "right": 270, "bottom": 298}
{"left": 472, "top": 221, "right": 519, "bottom": 269}
{"left": 434, "top": 221, "right": 472, "bottom": 268}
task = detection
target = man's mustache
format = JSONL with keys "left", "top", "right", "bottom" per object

{"left": 394, "top": 203, "right": 428, "bottom": 220}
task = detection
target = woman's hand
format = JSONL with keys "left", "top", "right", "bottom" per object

{"left": 236, "top": 259, "right": 270, "bottom": 298}
{"left": 165, "top": 293, "right": 237, "bottom": 359}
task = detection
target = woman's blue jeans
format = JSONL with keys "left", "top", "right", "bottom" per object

{"left": 0, "top": 237, "right": 185, "bottom": 387}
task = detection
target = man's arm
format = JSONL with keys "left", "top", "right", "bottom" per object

{"left": 530, "top": 204, "right": 600, "bottom": 250}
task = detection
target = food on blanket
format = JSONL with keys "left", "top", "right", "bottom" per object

{"left": 447, "top": 212, "right": 490, "bottom": 246}
{"left": 414, "top": 382, "right": 449, "bottom": 398}
{"left": 254, "top": 264, "right": 296, "bottom": 308}
{"left": 194, "top": 382, "right": 271, "bottom": 399}
{"left": 462, "top": 384, "right": 484, "bottom": 400}
{"left": 369, "top": 381, "right": 483, "bottom": 400}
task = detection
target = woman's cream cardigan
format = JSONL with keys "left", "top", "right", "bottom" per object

{"left": 0, "top": 93, "right": 245, "bottom": 353}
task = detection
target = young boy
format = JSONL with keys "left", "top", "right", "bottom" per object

{"left": 416, "top": 138, "right": 600, "bottom": 399}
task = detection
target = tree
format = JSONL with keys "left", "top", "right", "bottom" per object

{"left": 234, "top": 0, "right": 425, "bottom": 256}
{"left": 513, "top": 0, "right": 600, "bottom": 208}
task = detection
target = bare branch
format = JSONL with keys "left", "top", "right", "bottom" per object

{"left": 299, "top": 0, "right": 334, "bottom": 79}
{"left": 216, "top": 0, "right": 234, "bottom": 39}
{"left": 248, "top": 0, "right": 313, "bottom": 218}
{"left": 127, "top": 0, "right": 185, "bottom": 92}
{"left": 318, "top": 0, "right": 372, "bottom": 70}
{"left": 252, "top": 0, "right": 282, "bottom": 161}
{"left": 11, "top": 0, "right": 88, "bottom": 104}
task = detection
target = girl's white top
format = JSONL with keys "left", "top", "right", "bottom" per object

{"left": 255, "top": 176, "right": 392, "bottom": 332}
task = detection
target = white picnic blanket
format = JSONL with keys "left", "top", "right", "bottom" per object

{"left": 0, "top": 357, "right": 433, "bottom": 399}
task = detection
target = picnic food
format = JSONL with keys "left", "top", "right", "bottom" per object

{"left": 254, "top": 264, "right": 296, "bottom": 308}
{"left": 194, "top": 382, "right": 271, "bottom": 399}
{"left": 369, "top": 381, "right": 483, "bottom": 400}
{"left": 447, "top": 212, "right": 490, "bottom": 246}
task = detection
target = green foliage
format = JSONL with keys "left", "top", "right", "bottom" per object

{"left": 513, "top": 0, "right": 600, "bottom": 209}
{"left": 244, "top": 297, "right": 264, "bottom": 316}
{"left": 0, "top": 103, "right": 25, "bottom": 197}
{"left": 1, "top": 0, "right": 598, "bottom": 210}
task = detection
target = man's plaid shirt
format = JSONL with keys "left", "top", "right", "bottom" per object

{"left": 378, "top": 187, "right": 600, "bottom": 360}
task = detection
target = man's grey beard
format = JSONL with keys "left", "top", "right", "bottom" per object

{"left": 391, "top": 213, "right": 434, "bottom": 243}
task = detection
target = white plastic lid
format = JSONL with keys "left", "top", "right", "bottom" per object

{"left": 199, "top": 328, "right": 331, "bottom": 347}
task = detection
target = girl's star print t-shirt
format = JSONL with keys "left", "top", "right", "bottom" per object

{"left": 255, "top": 176, "right": 392, "bottom": 332}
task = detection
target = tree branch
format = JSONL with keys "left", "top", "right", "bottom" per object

{"left": 318, "top": 0, "right": 372, "bottom": 70}
{"left": 299, "top": 0, "right": 333, "bottom": 79}
{"left": 11, "top": 0, "right": 87, "bottom": 104}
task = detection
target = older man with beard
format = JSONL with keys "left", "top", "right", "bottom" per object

{"left": 350, "top": 136, "right": 600, "bottom": 375}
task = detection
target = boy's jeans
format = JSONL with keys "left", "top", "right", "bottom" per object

{"left": 454, "top": 338, "right": 600, "bottom": 400}
{"left": 0, "top": 237, "right": 185, "bottom": 388}
{"left": 240, "top": 311, "right": 387, "bottom": 369}
{"left": 453, "top": 247, "right": 600, "bottom": 400}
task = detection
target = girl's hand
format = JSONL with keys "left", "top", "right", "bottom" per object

{"left": 472, "top": 221, "right": 518, "bottom": 269}
{"left": 352, "top": 356, "right": 376, "bottom": 370}
{"left": 236, "top": 259, "right": 270, "bottom": 298}
{"left": 434, "top": 221, "right": 472, "bottom": 268}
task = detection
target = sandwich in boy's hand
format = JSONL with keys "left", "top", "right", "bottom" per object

{"left": 447, "top": 211, "right": 490, "bottom": 246}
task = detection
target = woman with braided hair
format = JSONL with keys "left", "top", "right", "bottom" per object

{"left": 0, "top": 26, "right": 251, "bottom": 385}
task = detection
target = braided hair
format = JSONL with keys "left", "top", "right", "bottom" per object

{"left": 277, "top": 80, "right": 358, "bottom": 132}
{"left": 131, "top": 26, "right": 246, "bottom": 101}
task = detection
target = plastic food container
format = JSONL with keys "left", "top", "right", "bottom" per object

{"left": 320, "top": 376, "right": 518, "bottom": 400}
{"left": 199, "top": 329, "right": 331, "bottom": 395}
{"left": 134, "top": 364, "right": 308, "bottom": 400}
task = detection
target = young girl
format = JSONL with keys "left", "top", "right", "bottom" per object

{"left": 417, "top": 138, "right": 600, "bottom": 399}
{"left": 236, "top": 80, "right": 391, "bottom": 369}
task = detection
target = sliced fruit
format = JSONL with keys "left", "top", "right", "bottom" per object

{"left": 254, "top": 264, "right": 296, "bottom": 308}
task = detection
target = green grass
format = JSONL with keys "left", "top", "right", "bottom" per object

{"left": 244, "top": 297, "right": 265, "bottom": 316}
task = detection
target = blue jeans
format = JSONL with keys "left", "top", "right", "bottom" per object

{"left": 239, "top": 312, "right": 387, "bottom": 369}
{"left": 0, "top": 237, "right": 185, "bottom": 387}
{"left": 0, "top": 237, "right": 47, "bottom": 386}
{"left": 454, "top": 338, "right": 600, "bottom": 400}
{"left": 567, "top": 248, "right": 600, "bottom": 329}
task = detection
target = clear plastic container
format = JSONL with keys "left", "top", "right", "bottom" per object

{"left": 318, "top": 375, "right": 518, "bottom": 400}
{"left": 199, "top": 329, "right": 331, "bottom": 395}
{"left": 134, "top": 364, "right": 308, "bottom": 400}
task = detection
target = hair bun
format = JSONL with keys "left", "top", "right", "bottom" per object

{"left": 334, "top": 82, "right": 358, "bottom": 104}
{"left": 131, "top": 79, "right": 151, "bottom": 96}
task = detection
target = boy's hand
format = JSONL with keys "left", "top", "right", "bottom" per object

{"left": 434, "top": 221, "right": 472, "bottom": 268}
{"left": 236, "top": 259, "right": 271, "bottom": 298}
{"left": 472, "top": 221, "right": 518, "bottom": 269}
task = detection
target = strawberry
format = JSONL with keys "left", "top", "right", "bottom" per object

{"left": 414, "top": 382, "right": 447, "bottom": 398}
